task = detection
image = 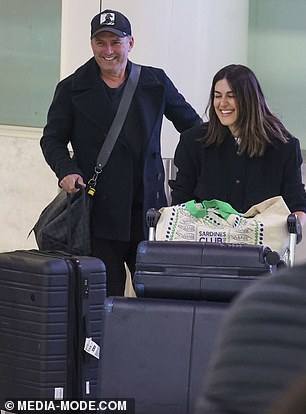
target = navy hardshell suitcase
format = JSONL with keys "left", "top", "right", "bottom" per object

{"left": 98, "top": 296, "right": 227, "bottom": 414}
{"left": 0, "top": 250, "right": 106, "bottom": 404}
{"left": 134, "top": 241, "right": 278, "bottom": 301}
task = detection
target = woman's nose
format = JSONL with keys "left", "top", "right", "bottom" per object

{"left": 220, "top": 96, "right": 229, "bottom": 106}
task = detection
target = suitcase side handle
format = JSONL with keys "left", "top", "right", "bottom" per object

{"left": 146, "top": 208, "right": 161, "bottom": 241}
{"left": 287, "top": 213, "right": 303, "bottom": 267}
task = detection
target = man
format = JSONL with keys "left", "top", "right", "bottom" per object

{"left": 40, "top": 9, "right": 202, "bottom": 296}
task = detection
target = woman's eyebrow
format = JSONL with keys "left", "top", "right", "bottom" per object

{"left": 214, "top": 90, "right": 234, "bottom": 94}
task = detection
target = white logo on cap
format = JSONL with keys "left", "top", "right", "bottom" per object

{"left": 100, "top": 12, "right": 115, "bottom": 26}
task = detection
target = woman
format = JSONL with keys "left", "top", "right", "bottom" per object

{"left": 170, "top": 64, "right": 306, "bottom": 226}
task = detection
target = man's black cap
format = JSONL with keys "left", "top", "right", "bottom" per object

{"left": 91, "top": 9, "right": 131, "bottom": 38}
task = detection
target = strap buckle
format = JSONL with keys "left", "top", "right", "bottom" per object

{"left": 87, "top": 166, "right": 103, "bottom": 196}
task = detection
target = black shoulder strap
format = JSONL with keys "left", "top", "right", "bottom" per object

{"left": 96, "top": 63, "right": 141, "bottom": 170}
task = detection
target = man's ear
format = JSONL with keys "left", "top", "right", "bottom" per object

{"left": 128, "top": 36, "right": 135, "bottom": 51}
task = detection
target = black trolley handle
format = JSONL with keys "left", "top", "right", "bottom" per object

{"left": 287, "top": 213, "right": 303, "bottom": 267}
{"left": 146, "top": 208, "right": 161, "bottom": 241}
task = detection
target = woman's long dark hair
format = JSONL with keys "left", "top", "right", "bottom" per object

{"left": 201, "top": 64, "right": 292, "bottom": 156}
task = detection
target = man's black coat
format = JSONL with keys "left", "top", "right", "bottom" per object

{"left": 41, "top": 58, "right": 201, "bottom": 240}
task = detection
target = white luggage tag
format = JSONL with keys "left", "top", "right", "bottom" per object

{"left": 84, "top": 337, "right": 100, "bottom": 359}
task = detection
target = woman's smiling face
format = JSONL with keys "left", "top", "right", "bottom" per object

{"left": 213, "top": 78, "right": 239, "bottom": 136}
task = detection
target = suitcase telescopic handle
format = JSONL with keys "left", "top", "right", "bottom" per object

{"left": 146, "top": 208, "right": 161, "bottom": 241}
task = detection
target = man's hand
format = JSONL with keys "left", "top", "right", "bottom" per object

{"left": 59, "top": 174, "right": 86, "bottom": 193}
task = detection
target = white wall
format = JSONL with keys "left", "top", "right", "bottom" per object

{"left": 60, "top": 0, "right": 98, "bottom": 78}
{"left": 0, "top": 126, "right": 58, "bottom": 251}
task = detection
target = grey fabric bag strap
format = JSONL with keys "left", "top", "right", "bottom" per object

{"left": 96, "top": 63, "right": 141, "bottom": 170}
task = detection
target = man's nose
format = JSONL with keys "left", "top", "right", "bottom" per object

{"left": 103, "top": 44, "right": 113, "bottom": 54}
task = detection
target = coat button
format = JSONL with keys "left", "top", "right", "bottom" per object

{"left": 156, "top": 192, "right": 160, "bottom": 199}
{"left": 153, "top": 152, "right": 159, "bottom": 159}
{"left": 157, "top": 173, "right": 162, "bottom": 180}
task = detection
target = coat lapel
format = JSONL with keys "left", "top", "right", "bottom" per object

{"left": 69, "top": 58, "right": 165, "bottom": 147}
{"left": 71, "top": 58, "right": 113, "bottom": 133}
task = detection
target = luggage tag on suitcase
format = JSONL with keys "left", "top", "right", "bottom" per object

{"left": 84, "top": 338, "right": 100, "bottom": 359}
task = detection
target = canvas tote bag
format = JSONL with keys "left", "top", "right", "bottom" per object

{"left": 155, "top": 196, "right": 291, "bottom": 255}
